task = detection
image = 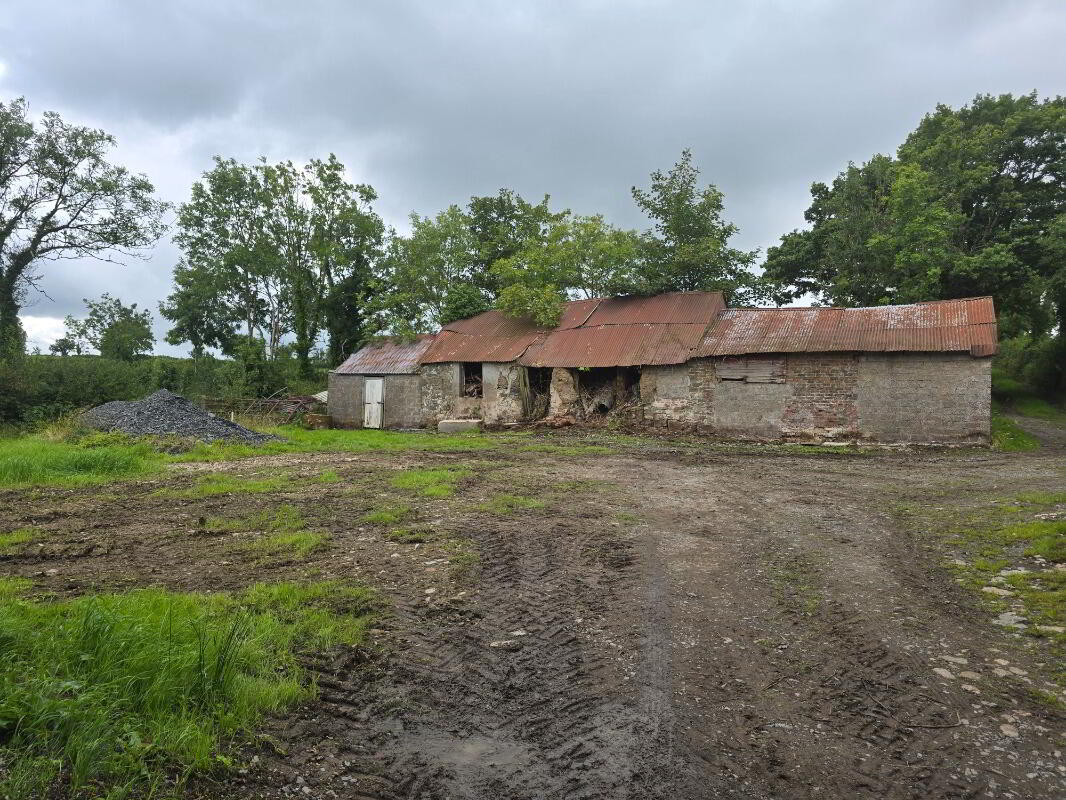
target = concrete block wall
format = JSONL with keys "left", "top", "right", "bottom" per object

{"left": 382, "top": 374, "right": 425, "bottom": 428}
{"left": 855, "top": 353, "right": 990, "bottom": 443}
{"left": 327, "top": 373, "right": 365, "bottom": 428}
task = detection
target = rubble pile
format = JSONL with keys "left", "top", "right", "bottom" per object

{"left": 82, "top": 390, "right": 277, "bottom": 444}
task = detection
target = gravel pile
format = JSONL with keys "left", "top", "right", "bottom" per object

{"left": 82, "top": 389, "right": 278, "bottom": 444}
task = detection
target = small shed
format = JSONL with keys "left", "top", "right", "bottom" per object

{"left": 328, "top": 335, "right": 435, "bottom": 429}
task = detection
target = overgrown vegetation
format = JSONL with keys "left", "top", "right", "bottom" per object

{"left": 0, "top": 527, "right": 35, "bottom": 554}
{"left": 0, "top": 581, "right": 374, "bottom": 799}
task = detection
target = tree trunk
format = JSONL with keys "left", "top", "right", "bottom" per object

{"left": 0, "top": 273, "right": 25, "bottom": 363}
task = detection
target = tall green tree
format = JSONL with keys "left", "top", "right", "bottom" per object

{"left": 631, "top": 149, "right": 761, "bottom": 302}
{"left": 165, "top": 155, "right": 382, "bottom": 372}
{"left": 168, "top": 157, "right": 285, "bottom": 357}
{"left": 764, "top": 93, "right": 1066, "bottom": 339}
{"left": 0, "top": 98, "right": 167, "bottom": 362}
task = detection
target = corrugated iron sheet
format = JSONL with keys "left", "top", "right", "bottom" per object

{"left": 333, "top": 334, "right": 436, "bottom": 374}
{"left": 583, "top": 291, "right": 726, "bottom": 326}
{"left": 421, "top": 328, "right": 546, "bottom": 364}
{"left": 695, "top": 297, "right": 997, "bottom": 357}
{"left": 521, "top": 323, "right": 709, "bottom": 368}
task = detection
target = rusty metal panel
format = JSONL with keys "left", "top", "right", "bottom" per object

{"left": 696, "top": 297, "right": 997, "bottom": 357}
{"left": 334, "top": 334, "right": 436, "bottom": 375}
{"left": 520, "top": 323, "right": 708, "bottom": 367}
{"left": 583, "top": 291, "right": 726, "bottom": 326}
{"left": 558, "top": 298, "right": 601, "bottom": 329}
{"left": 421, "top": 328, "right": 545, "bottom": 364}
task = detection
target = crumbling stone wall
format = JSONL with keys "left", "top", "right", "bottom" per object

{"left": 548, "top": 368, "right": 581, "bottom": 417}
{"left": 638, "top": 352, "right": 990, "bottom": 444}
{"left": 419, "top": 362, "right": 462, "bottom": 425}
{"left": 483, "top": 363, "right": 524, "bottom": 424}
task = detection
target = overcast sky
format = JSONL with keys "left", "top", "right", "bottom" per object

{"left": 2, "top": 0, "right": 1064, "bottom": 354}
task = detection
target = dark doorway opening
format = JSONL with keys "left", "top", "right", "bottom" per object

{"left": 522, "top": 367, "right": 552, "bottom": 420}
{"left": 461, "top": 362, "right": 483, "bottom": 398}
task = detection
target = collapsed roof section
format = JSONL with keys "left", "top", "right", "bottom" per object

{"left": 335, "top": 293, "right": 998, "bottom": 374}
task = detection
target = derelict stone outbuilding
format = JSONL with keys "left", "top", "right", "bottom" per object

{"left": 328, "top": 292, "right": 997, "bottom": 445}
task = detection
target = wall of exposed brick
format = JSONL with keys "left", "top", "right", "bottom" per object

{"left": 780, "top": 353, "right": 859, "bottom": 441}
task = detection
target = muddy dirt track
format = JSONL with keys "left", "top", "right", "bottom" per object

{"left": 3, "top": 427, "right": 1065, "bottom": 799}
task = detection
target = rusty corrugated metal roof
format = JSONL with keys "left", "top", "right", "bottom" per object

{"left": 694, "top": 297, "right": 998, "bottom": 358}
{"left": 521, "top": 323, "right": 710, "bottom": 367}
{"left": 421, "top": 291, "right": 728, "bottom": 366}
{"left": 583, "top": 291, "right": 727, "bottom": 326}
{"left": 333, "top": 334, "right": 436, "bottom": 375}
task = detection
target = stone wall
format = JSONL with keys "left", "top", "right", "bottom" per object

{"left": 548, "top": 368, "right": 580, "bottom": 416}
{"left": 483, "top": 363, "right": 525, "bottom": 424}
{"left": 419, "top": 362, "right": 462, "bottom": 425}
{"left": 638, "top": 352, "right": 990, "bottom": 444}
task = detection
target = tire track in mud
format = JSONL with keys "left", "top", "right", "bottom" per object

{"left": 240, "top": 511, "right": 675, "bottom": 799}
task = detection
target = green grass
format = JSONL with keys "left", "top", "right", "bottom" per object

{"left": 477, "top": 494, "right": 545, "bottom": 514}
{"left": 0, "top": 576, "right": 31, "bottom": 599}
{"left": 1012, "top": 396, "right": 1066, "bottom": 423}
{"left": 518, "top": 442, "right": 612, "bottom": 456}
{"left": 224, "top": 506, "right": 330, "bottom": 560}
{"left": 389, "top": 467, "right": 470, "bottom": 498}
{"left": 0, "top": 527, "right": 35, "bottom": 555}
{"left": 0, "top": 581, "right": 373, "bottom": 799}
{"left": 991, "top": 413, "right": 1040, "bottom": 451}
{"left": 159, "top": 472, "right": 288, "bottom": 499}
{"left": 172, "top": 426, "right": 497, "bottom": 463}
{"left": 0, "top": 436, "right": 162, "bottom": 489}
{"left": 315, "top": 470, "right": 341, "bottom": 483}
{"left": 362, "top": 505, "right": 412, "bottom": 525}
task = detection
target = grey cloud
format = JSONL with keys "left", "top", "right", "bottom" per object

{"left": 2, "top": 0, "right": 1064, "bottom": 353}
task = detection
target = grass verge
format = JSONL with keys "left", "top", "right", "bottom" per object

{"left": 0, "top": 437, "right": 161, "bottom": 489}
{"left": 990, "top": 413, "right": 1040, "bottom": 452}
{"left": 0, "top": 580, "right": 373, "bottom": 799}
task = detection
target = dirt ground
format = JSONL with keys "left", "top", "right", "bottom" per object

{"left": 2, "top": 422, "right": 1065, "bottom": 800}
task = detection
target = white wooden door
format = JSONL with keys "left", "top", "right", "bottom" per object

{"left": 363, "top": 378, "right": 384, "bottom": 428}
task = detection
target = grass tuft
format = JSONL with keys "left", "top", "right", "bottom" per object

{"left": 161, "top": 472, "right": 288, "bottom": 499}
{"left": 363, "top": 505, "right": 412, "bottom": 525}
{"left": 0, "top": 582, "right": 373, "bottom": 798}
{"left": 0, "top": 527, "right": 35, "bottom": 555}
{"left": 390, "top": 467, "right": 470, "bottom": 498}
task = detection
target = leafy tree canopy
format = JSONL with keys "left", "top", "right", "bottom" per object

{"left": 62, "top": 294, "right": 154, "bottom": 361}
{"left": 630, "top": 149, "right": 763, "bottom": 303}
{"left": 0, "top": 98, "right": 167, "bottom": 362}
{"left": 764, "top": 92, "right": 1066, "bottom": 338}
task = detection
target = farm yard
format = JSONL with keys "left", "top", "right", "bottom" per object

{"left": 1, "top": 417, "right": 1064, "bottom": 799}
